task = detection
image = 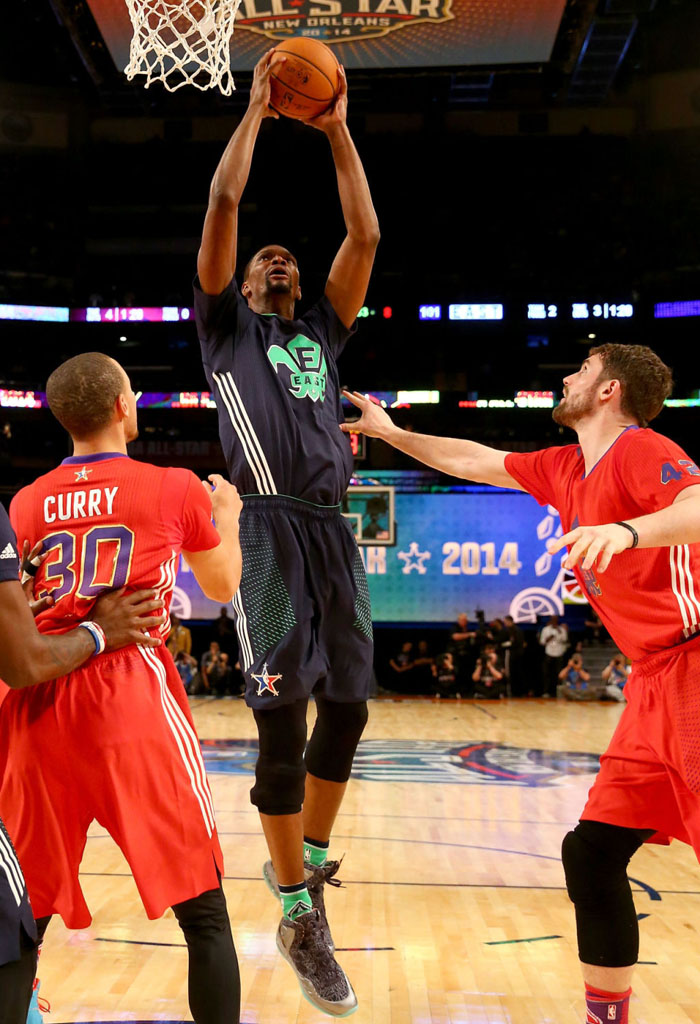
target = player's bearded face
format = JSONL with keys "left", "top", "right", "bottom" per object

{"left": 552, "top": 377, "right": 600, "bottom": 427}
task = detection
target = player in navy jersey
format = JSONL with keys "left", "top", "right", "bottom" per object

{"left": 343, "top": 344, "right": 700, "bottom": 1024}
{"left": 0, "top": 502, "right": 166, "bottom": 1024}
{"left": 194, "top": 50, "right": 379, "bottom": 1015}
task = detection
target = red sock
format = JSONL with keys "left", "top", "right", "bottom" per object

{"left": 585, "top": 984, "right": 631, "bottom": 1024}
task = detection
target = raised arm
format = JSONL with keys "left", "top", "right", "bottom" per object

{"left": 341, "top": 391, "right": 524, "bottom": 490}
{"left": 197, "top": 51, "right": 279, "bottom": 296}
{"left": 304, "top": 69, "right": 380, "bottom": 328}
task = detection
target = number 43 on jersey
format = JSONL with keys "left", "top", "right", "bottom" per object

{"left": 661, "top": 459, "right": 700, "bottom": 484}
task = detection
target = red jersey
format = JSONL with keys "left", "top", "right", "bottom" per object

{"left": 505, "top": 426, "right": 700, "bottom": 662}
{"left": 9, "top": 452, "right": 220, "bottom": 638}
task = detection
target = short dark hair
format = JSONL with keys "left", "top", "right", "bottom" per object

{"left": 590, "top": 343, "right": 672, "bottom": 428}
{"left": 242, "top": 244, "right": 297, "bottom": 283}
{"left": 46, "top": 353, "right": 126, "bottom": 440}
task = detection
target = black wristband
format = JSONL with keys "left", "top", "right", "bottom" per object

{"left": 615, "top": 521, "right": 639, "bottom": 549}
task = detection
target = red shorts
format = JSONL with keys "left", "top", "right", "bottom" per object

{"left": 582, "top": 633, "right": 700, "bottom": 855}
{"left": 0, "top": 645, "right": 223, "bottom": 928}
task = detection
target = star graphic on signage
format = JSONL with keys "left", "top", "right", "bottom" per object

{"left": 289, "top": 1, "right": 304, "bottom": 7}
{"left": 252, "top": 662, "right": 282, "bottom": 697}
{"left": 397, "top": 542, "right": 431, "bottom": 575}
{"left": 74, "top": 466, "right": 92, "bottom": 482}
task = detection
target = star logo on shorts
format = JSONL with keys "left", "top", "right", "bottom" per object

{"left": 74, "top": 466, "right": 92, "bottom": 482}
{"left": 252, "top": 662, "right": 282, "bottom": 697}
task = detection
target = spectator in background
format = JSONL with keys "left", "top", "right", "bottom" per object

{"left": 412, "top": 639, "right": 434, "bottom": 693}
{"left": 503, "top": 615, "right": 526, "bottom": 696}
{"left": 490, "top": 618, "right": 509, "bottom": 649}
{"left": 472, "top": 643, "right": 505, "bottom": 699}
{"left": 559, "top": 653, "right": 595, "bottom": 700}
{"left": 432, "top": 652, "right": 459, "bottom": 699}
{"left": 448, "top": 612, "right": 477, "bottom": 694}
{"left": 166, "top": 614, "right": 192, "bottom": 658}
{"left": 174, "top": 649, "right": 201, "bottom": 694}
{"left": 539, "top": 614, "right": 569, "bottom": 698}
{"left": 389, "top": 640, "right": 414, "bottom": 678}
{"left": 584, "top": 609, "right": 605, "bottom": 645}
{"left": 474, "top": 609, "right": 494, "bottom": 649}
{"left": 209, "top": 651, "right": 235, "bottom": 698}
{"left": 601, "top": 653, "right": 629, "bottom": 703}
{"left": 215, "top": 606, "right": 236, "bottom": 655}
{"left": 200, "top": 640, "right": 222, "bottom": 691}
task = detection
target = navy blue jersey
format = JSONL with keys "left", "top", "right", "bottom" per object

{"left": 0, "top": 504, "right": 37, "bottom": 962}
{"left": 0, "top": 504, "right": 19, "bottom": 583}
{"left": 194, "top": 276, "right": 356, "bottom": 505}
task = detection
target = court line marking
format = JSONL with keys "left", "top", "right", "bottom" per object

{"left": 486, "top": 935, "right": 561, "bottom": 945}
{"left": 90, "top": 813, "right": 586, "bottom": 825}
{"left": 88, "top": 832, "right": 566, "bottom": 860}
{"left": 78, "top": 871, "right": 681, "bottom": 899}
{"left": 96, "top": 937, "right": 186, "bottom": 948}
{"left": 473, "top": 704, "right": 498, "bottom": 720}
{"left": 94, "top": 935, "right": 393, "bottom": 952}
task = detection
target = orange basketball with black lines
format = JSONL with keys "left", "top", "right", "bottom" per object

{"left": 270, "top": 38, "right": 340, "bottom": 121}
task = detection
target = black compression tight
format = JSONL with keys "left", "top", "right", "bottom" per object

{"left": 172, "top": 883, "right": 241, "bottom": 1024}
{"left": 35, "top": 889, "right": 240, "bottom": 1024}
{"left": 0, "top": 929, "right": 37, "bottom": 1024}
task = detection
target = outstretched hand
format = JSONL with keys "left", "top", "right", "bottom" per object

{"left": 340, "top": 390, "right": 394, "bottom": 439}
{"left": 547, "top": 523, "right": 635, "bottom": 573}
{"left": 249, "top": 49, "right": 284, "bottom": 119}
{"left": 303, "top": 65, "right": 348, "bottom": 133}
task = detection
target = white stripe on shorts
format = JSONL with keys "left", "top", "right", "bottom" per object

{"left": 138, "top": 645, "right": 215, "bottom": 835}
{"left": 232, "top": 588, "right": 253, "bottom": 671}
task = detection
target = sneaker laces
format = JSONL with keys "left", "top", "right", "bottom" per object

{"left": 32, "top": 979, "right": 51, "bottom": 1014}
{"left": 308, "top": 856, "right": 345, "bottom": 892}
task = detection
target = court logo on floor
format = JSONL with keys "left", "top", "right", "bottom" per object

{"left": 201, "top": 738, "right": 600, "bottom": 786}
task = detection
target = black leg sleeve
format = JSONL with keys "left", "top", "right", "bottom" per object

{"left": 562, "top": 821, "right": 654, "bottom": 967}
{"left": 172, "top": 884, "right": 240, "bottom": 1024}
{"left": 0, "top": 929, "right": 37, "bottom": 1024}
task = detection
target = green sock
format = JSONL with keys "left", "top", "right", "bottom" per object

{"left": 303, "top": 836, "right": 329, "bottom": 868}
{"left": 279, "top": 882, "right": 313, "bottom": 920}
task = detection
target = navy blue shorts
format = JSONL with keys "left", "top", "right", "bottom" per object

{"left": 231, "top": 496, "right": 373, "bottom": 709}
{"left": 0, "top": 817, "right": 37, "bottom": 967}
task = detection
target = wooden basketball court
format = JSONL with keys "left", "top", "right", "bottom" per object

{"left": 40, "top": 696, "right": 700, "bottom": 1024}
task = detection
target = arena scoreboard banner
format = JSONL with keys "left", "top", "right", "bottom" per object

{"left": 172, "top": 486, "right": 588, "bottom": 624}
{"left": 86, "top": 0, "right": 567, "bottom": 73}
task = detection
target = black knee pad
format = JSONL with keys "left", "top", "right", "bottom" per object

{"left": 250, "top": 700, "right": 308, "bottom": 814}
{"left": 562, "top": 821, "right": 652, "bottom": 967}
{"left": 305, "top": 697, "right": 368, "bottom": 783}
{"left": 562, "top": 821, "right": 648, "bottom": 904}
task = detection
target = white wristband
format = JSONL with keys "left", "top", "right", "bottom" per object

{"left": 78, "top": 620, "right": 107, "bottom": 656}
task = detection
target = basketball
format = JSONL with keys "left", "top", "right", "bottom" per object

{"left": 269, "top": 38, "right": 340, "bottom": 121}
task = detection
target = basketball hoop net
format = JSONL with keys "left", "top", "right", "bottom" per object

{"left": 123, "top": 0, "right": 242, "bottom": 94}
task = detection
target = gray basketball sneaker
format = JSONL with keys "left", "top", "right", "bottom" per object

{"left": 263, "top": 858, "right": 342, "bottom": 952}
{"left": 276, "top": 909, "right": 358, "bottom": 1017}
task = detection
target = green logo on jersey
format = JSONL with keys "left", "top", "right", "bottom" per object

{"left": 267, "top": 335, "right": 327, "bottom": 403}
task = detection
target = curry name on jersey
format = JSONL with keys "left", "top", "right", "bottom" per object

{"left": 10, "top": 453, "right": 219, "bottom": 637}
